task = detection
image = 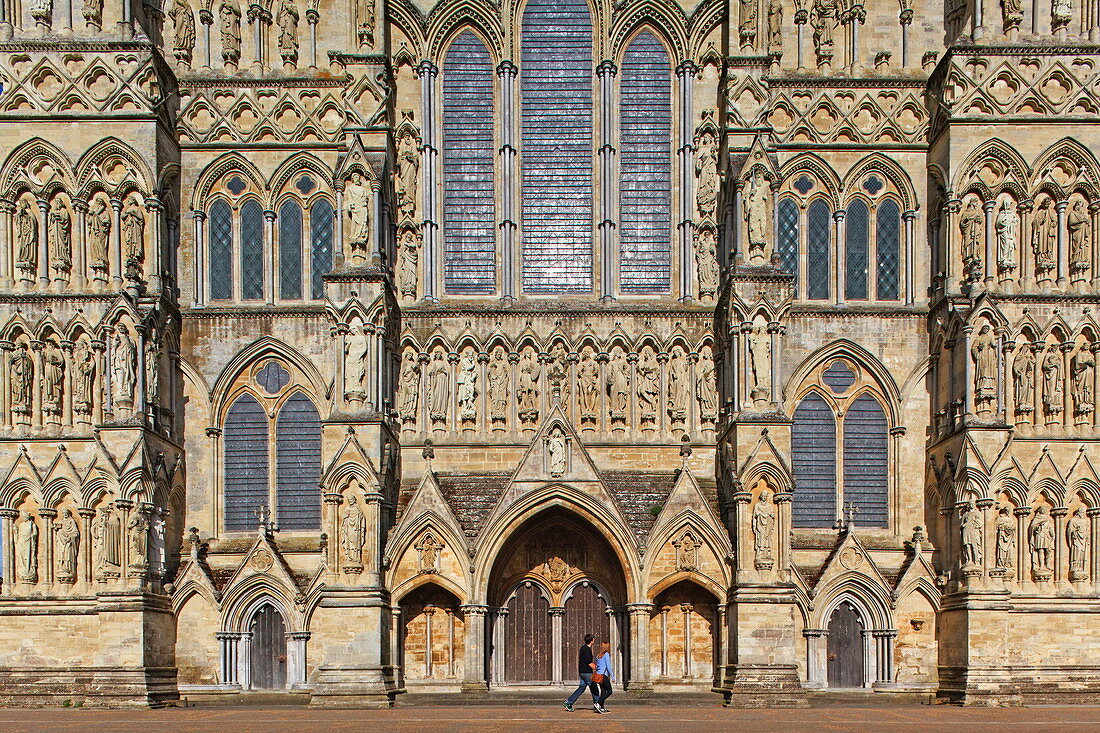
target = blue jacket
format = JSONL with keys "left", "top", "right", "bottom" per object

{"left": 595, "top": 653, "right": 613, "bottom": 680}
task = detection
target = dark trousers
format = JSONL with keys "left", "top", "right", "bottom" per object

{"left": 590, "top": 677, "right": 612, "bottom": 707}
{"left": 567, "top": 672, "right": 598, "bottom": 705}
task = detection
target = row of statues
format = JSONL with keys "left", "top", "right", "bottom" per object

{"left": 960, "top": 502, "right": 1090, "bottom": 583}
{"left": 396, "top": 345, "right": 719, "bottom": 432}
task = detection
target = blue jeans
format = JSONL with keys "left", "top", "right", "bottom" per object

{"left": 566, "top": 672, "right": 598, "bottom": 705}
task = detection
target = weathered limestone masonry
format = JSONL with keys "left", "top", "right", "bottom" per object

{"left": 0, "top": 0, "right": 1097, "bottom": 710}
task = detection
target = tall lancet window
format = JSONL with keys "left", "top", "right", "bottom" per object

{"left": 619, "top": 31, "right": 672, "bottom": 294}
{"left": 520, "top": 0, "right": 594, "bottom": 293}
{"left": 443, "top": 31, "right": 497, "bottom": 294}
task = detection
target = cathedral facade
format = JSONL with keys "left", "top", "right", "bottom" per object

{"left": 0, "top": 0, "right": 1099, "bottom": 708}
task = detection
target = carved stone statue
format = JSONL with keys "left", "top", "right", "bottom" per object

{"left": 752, "top": 488, "right": 775, "bottom": 569}
{"left": 1073, "top": 350, "right": 1095, "bottom": 419}
{"left": 16, "top": 512, "right": 38, "bottom": 583}
{"left": 995, "top": 199, "right": 1018, "bottom": 271}
{"left": 219, "top": 0, "right": 243, "bottom": 66}
{"left": 636, "top": 352, "right": 659, "bottom": 424}
{"left": 607, "top": 352, "right": 630, "bottom": 423}
{"left": 15, "top": 198, "right": 38, "bottom": 276}
{"left": 9, "top": 342, "right": 33, "bottom": 418}
{"left": 145, "top": 334, "right": 161, "bottom": 413}
{"left": 1042, "top": 347, "right": 1063, "bottom": 418}
{"left": 29, "top": 0, "right": 52, "bottom": 28}
{"left": 748, "top": 321, "right": 771, "bottom": 402}
{"left": 972, "top": 325, "right": 997, "bottom": 417}
{"left": 397, "top": 351, "right": 421, "bottom": 423}
{"left": 547, "top": 427, "right": 567, "bottom": 477}
{"left": 82, "top": 0, "right": 104, "bottom": 29}
{"left": 357, "top": 0, "right": 375, "bottom": 49}
{"left": 576, "top": 351, "right": 599, "bottom": 423}
{"left": 960, "top": 198, "right": 983, "bottom": 266}
{"left": 1052, "top": 0, "right": 1073, "bottom": 29}
{"left": 74, "top": 340, "right": 95, "bottom": 417}
{"left": 50, "top": 204, "right": 72, "bottom": 275}
{"left": 744, "top": 170, "right": 771, "bottom": 265}
{"left": 488, "top": 350, "right": 509, "bottom": 425}
{"left": 546, "top": 343, "right": 569, "bottom": 402}
{"left": 1068, "top": 507, "right": 1088, "bottom": 579}
{"left": 42, "top": 340, "right": 65, "bottom": 418}
{"left": 810, "top": 0, "right": 838, "bottom": 64}
{"left": 340, "top": 499, "right": 365, "bottom": 571}
{"left": 128, "top": 508, "right": 149, "bottom": 568}
{"left": 738, "top": 0, "right": 758, "bottom": 48}
{"left": 345, "top": 172, "right": 371, "bottom": 255}
{"left": 120, "top": 197, "right": 145, "bottom": 265}
{"left": 1001, "top": 0, "right": 1023, "bottom": 32}
{"left": 1013, "top": 346, "right": 1035, "bottom": 416}
{"left": 395, "top": 121, "right": 421, "bottom": 222}
{"left": 427, "top": 352, "right": 450, "bottom": 424}
{"left": 111, "top": 325, "right": 136, "bottom": 411}
{"left": 55, "top": 509, "right": 80, "bottom": 582}
{"left": 693, "top": 119, "right": 719, "bottom": 222}
{"left": 1029, "top": 506, "right": 1054, "bottom": 578}
{"left": 667, "top": 351, "right": 690, "bottom": 424}
{"left": 344, "top": 322, "right": 368, "bottom": 397}
{"left": 87, "top": 197, "right": 111, "bottom": 274}
{"left": 994, "top": 506, "right": 1015, "bottom": 571}
{"left": 696, "top": 357, "right": 718, "bottom": 422}
{"left": 960, "top": 502, "right": 983, "bottom": 569}
{"left": 1068, "top": 198, "right": 1091, "bottom": 273}
{"left": 456, "top": 351, "right": 478, "bottom": 423}
{"left": 695, "top": 227, "right": 719, "bottom": 297}
{"left": 767, "top": 0, "right": 783, "bottom": 47}
{"left": 415, "top": 532, "right": 443, "bottom": 573}
{"left": 517, "top": 351, "right": 541, "bottom": 425}
{"left": 91, "top": 509, "right": 108, "bottom": 575}
{"left": 170, "top": 0, "right": 197, "bottom": 65}
{"left": 1032, "top": 198, "right": 1056, "bottom": 276}
{"left": 398, "top": 227, "right": 420, "bottom": 299}
{"left": 277, "top": 0, "right": 299, "bottom": 65}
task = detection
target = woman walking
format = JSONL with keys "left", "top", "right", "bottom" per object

{"left": 590, "top": 642, "right": 614, "bottom": 714}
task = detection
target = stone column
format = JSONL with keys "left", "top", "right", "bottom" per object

{"left": 943, "top": 199, "right": 960, "bottom": 294}
{"left": 110, "top": 198, "right": 123, "bottom": 288}
{"left": 833, "top": 208, "right": 845, "bottom": 305}
{"left": 1052, "top": 506, "right": 1068, "bottom": 587}
{"left": 1088, "top": 507, "right": 1100, "bottom": 590}
{"left": 306, "top": 2, "right": 318, "bottom": 69}
{"left": 597, "top": 60, "right": 617, "bottom": 302}
{"left": 497, "top": 60, "right": 518, "bottom": 301}
{"left": 733, "top": 489, "right": 752, "bottom": 581}
{"left": 872, "top": 630, "right": 897, "bottom": 684}
{"left": 1091, "top": 202, "right": 1100, "bottom": 289}
{"left": 285, "top": 631, "right": 309, "bottom": 688}
{"left": 217, "top": 632, "right": 241, "bottom": 685}
{"left": 39, "top": 508, "right": 57, "bottom": 587}
{"left": 71, "top": 199, "right": 87, "bottom": 291}
{"left": 1015, "top": 506, "right": 1031, "bottom": 586}
{"left": 676, "top": 61, "right": 696, "bottom": 301}
{"left": 0, "top": 199, "right": 12, "bottom": 289}
{"left": 774, "top": 491, "right": 792, "bottom": 580}
{"left": 550, "top": 607, "right": 565, "bottom": 685}
{"left": 323, "top": 491, "right": 343, "bottom": 574}
{"left": 1056, "top": 199, "right": 1068, "bottom": 287}
{"left": 36, "top": 198, "right": 50, "bottom": 288}
{"left": 903, "top": 210, "right": 915, "bottom": 304}
{"left": 460, "top": 604, "right": 488, "bottom": 691}
{"left": 193, "top": 211, "right": 206, "bottom": 306}
{"left": 768, "top": 322, "right": 782, "bottom": 405}
{"left": 238, "top": 631, "right": 253, "bottom": 688}
{"left": 962, "top": 326, "right": 975, "bottom": 419}
{"left": 77, "top": 507, "right": 94, "bottom": 586}
{"left": 417, "top": 60, "right": 439, "bottom": 301}
{"left": 0, "top": 509, "right": 16, "bottom": 595}
{"left": 263, "top": 209, "right": 276, "bottom": 303}
{"left": 983, "top": 199, "right": 995, "bottom": 286}
{"left": 803, "top": 629, "right": 827, "bottom": 688}
{"left": 145, "top": 196, "right": 163, "bottom": 294}
{"left": 795, "top": 7, "right": 807, "bottom": 70}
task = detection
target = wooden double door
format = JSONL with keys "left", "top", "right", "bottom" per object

{"left": 826, "top": 602, "right": 864, "bottom": 688}
{"left": 502, "top": 583, "right": 611, "bottom": 684}
{"left": 250, "top": 604, "right": 288, "bottom": 690}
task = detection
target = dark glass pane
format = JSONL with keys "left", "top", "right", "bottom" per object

{"left": 807, "top": 199, "right": 830, "bottom": 300}
{"left": 822, "top": 360, "right": 856, "bottom": 394}
{"left": 310, "top": 200, "right": 334, "bottom": 300}
{"left": 845, "top": 200, "right": 869, "bottom": 301}
{"left": 209, "top": 199, "right": 233, "bottom": 301}
{"left": 842, "top": 394, "right": 888, "bottom": 528}
{"left": 224, "top": 394, "right": 269, "bottom": 531}
{"left": 777, "top": 197, "right": 799, "bottom": 294}
{"left": 226, "top": 176, "right": 247, "bottom": 195}
{"left": 275, "top": 391, "right": 322, "bottom": 530}
{"left": 619, "top": 31, "right": 671, "bottom": 294}
{"left": 443, "top": 31, "right": 497, "bottom": 295}
{"left": 792, "top": 393, "right": 837, "bottom": 528}
{"left": 240, "top": 200, "right": 265, "bottom": 300}
{"left": 876, "top": 199, "right": 900, "bottom": 301}
{"left": 256, "top": 361, "right": 290, "bottom": 394}
{"left": 296, "top": 175, "right": 316, "bottom": 195}
{"left": 862, "top": 176, "right": 883, "bottom": 195}
{"left": 793, "top": 175, "right": 814, "bottom": 195}
{"left": 520, "top": 0, "right": 593, "bottom": 294}
{"left": 278, "top": 200, "right": 303, "bottom": 300}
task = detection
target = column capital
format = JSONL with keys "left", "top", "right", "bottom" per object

{"left": 416, "top": 59, "right": 438, "bottom": 78}
{"left": 496, "top": 59, "right": 517, "bottom": 78}
{"left": 675, "top": 60, "right": 698, "bottom": 77}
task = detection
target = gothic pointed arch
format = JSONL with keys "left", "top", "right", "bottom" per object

{"left": 190, "top": 151, "right": 268, "bottom": 210}
{"left": 427, "top": 0, "right": 505, "bottom": 63}
{"left": 210, "top": 336, "right": 330, "bottom": 418}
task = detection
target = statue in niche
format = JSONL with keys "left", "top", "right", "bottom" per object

{"left": 1051, "top": 0, "right": 1073, "bottom": 29}
{"left": 1067, "top": 507, "right": 1088, "bottom": 579}
{"left": 1032, "top": 198, "right": 1056, "bottom": 276}
{"left": 111, "top": 325, "right": 136, "bottom": 411}
{"left": 9, "top": 342, "right": 33, "bottom": 418}
{"left": 696, "top": 357, "right": 718, "bottom": 422}
{"left": 92, "top": 505, "right": 121, "bottom": 574}
{"left": 74, "top": 340, "right": 95, "bottom": 416}
{"left": 427, "top": 352, "right": 450, "bottom": 424}
{"left": 752, "top": 488, "right": 775, "bottom": 569}
{"left": 397, "top": 228, "right": 420, "bottom": 299}
{"left": 1001, "top": 0, "right": 1023, "bottom": 32}
{"left": 960, "top": 501, "right": 983, "bottom": 569}
{"left": 16, "top": 512, "right": 38, "bottom": 583}
{"left": 971, "top": 324, "right": 997, "bottom": 417}
{"left": 82, "top": 0, "right": 104, "bottom": 29}
{"left": 693, "top": 118, "right": 719, "bottom": 222}
{"left": 995, "top": 199, "right": 1018, "bottom": 271}
{"left": 747, "top": 321, "right": 771, "bottom": 402}
{"left": 1041, "top": 347, "right": 1063, "bottom": 418}
{"left": 667, "top": 350, "right": 690, "bottom": 424}
{"left": 1073, "top": 350, "right": 1095, "bottom": 420}
{"left": 695, "top": 227, "right": 719, "bottom": 297}
{"left": 42, "top": 340, "right": 65, "bottom": 417}
{"left": 577, "top": 351, "right": 599, "bottom": 423}
{"left": 456, "top": 351, "right": 478, "bottom": 423}
{"left": 29, "top": 0, "right": 51, "bottom": 28}
{"left": 345, "top": 322, "right": 369, "bottom": 397}
{"left": 960, "top": 198, "right": 983, "bottom": 266}
{"left": 345, "top": 172, "right": 371, "bottom": 255}
{"left": 744, "top": 170, "right": 771, "bottom": 265}
{"left": 145, "top": 334, "right": 161, "bottom": 413}
{"left": 546, "top": 343, "right": 569, "bottom": 402}
{"left": 121, "top": 197, "right": 145, "bottom": 266}
{"left": 170, "top": 0, "right": 196, "bottom": 65}
{"left": 219, "top": 0, "right": 242, "bottom": 66}
{"left": 128, "top": 508, "right": 149, "bottom": 568}
{"left": 1012, "top": 346, "right": 1035, "bottom": 416}
{"left": 738, "top": 0, "right": 758, "bottom": 48}
{"left": 673, "top": 530, "right": 701, "bottom": 572}
{"left": 276, "top": 0, "right": 299, "bottom": 65}
{"left": 487, "top": 350, "right": 509, "bottom": 425}
{"left": 397, "top": 351, "right": 421, "bottom": 424}
{"left": 994, "top": 506, "right": 1015, "bottom": 571}
{"left": 606, "top": 352, "right": 630, "bottom": 422}
{"left": 636, "top": 351, "right": 659, "bottom": 424}
{"left": 1068, "top": 198, "right": 1091, "bottom": 273}
{"left": 356, "top": 0, "right": 375, "bottom": 49}
{"left": 547, "top": 426, "right": 567, "bottom": 477}
{"left": 87, "top": 197, "right": 110, "bottom": 274}
{"left": 1029, "top": 506, "right": 1054, "bottom": 577}
{"left": 15, "top": 198, "right": 38, "bottom": 276}
{"left": 767, "top": 0, "right": 783, "bottom": 47}
{"left": 50, "top": 204, "right": 72, "bottom": 274}
{"left": 415, "top": 532, "right": 443, "bottom": 573}
{"left": 810, "top": 0, "right": 838, "bottom": 63}
{"left": 395, "top": 120, "right": 421, "bottom": 222}
{"left": 55, "top": 509, "right": 80, "bottom": 582}
{"left": 340, "top": 497, "right": 365, "bottom": 571}
{"left": 517, "top": 351, "right": 541, "bottom": 424}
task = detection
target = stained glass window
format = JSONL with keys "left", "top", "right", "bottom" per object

{"left": 255, "top": 361, "right": 290, "bottom": 394}
{"left": 822, "top": 360, "right": 856, "bottom": 394}
{"left": 876, "top": 199, "right": 900, "bottom": 301}
{"left": 240, "top": 200, "right": 265, "bottom": 300}
{"left": 224, "top": 394, "right": 269, "bottom": 531}
{"left": 807, "top": 199, "right": 830, "bottom": 300}
{"left": 209, "top": 198, "right": 233, "bottom": 301}
{"left": 842, "top": 394, "right": 888, "bottom": 527}
{"left": 845, "top": 200, "right": 869, "bottom": 300}
{"left": 443, "top": 31, "right": 497, "bottom": 295}
{"left": 793, "top": 175, "right": 815, "bottom": 195}
{"left": 619, "top": 31, "right": 672, "bottom": 294}
{"left": 777, "top": 197, "right": 799, "bottom": 291}
{"left": 792, "top": 393, "right": 837, "bottom": 527}
{"left": 310, "top": 200, "right": 334, "bottom": 300}
{"left": 278, "top": 200, "right": 303, "bottom": 300}
{"left": 275, "top": 391, "right": 322, "bottom": 530}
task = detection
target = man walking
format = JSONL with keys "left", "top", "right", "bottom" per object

{"left": 562, "top": 633, "right": 598, "bottom": 712}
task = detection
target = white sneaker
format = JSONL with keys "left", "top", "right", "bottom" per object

{"left": 593, "top": 704, "right": 601, "bottom": 713}
{"left": 599, "top": 707, "right": 610, "bottom": 714}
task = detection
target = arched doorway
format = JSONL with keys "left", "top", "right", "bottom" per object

{"left": 827, "top": 601, "right": 864, "bottom": 688}
{"left": 487, "top": 508, "right": 628, "bottom": 686}
{"left": 399, "top": 584, "right": 464, "bottom": 686}
{"left": 249, "top": 604, "right": 288, "bottom": 690}
{"left": 650, "top": 580, "right": 718, "bottom": 683}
